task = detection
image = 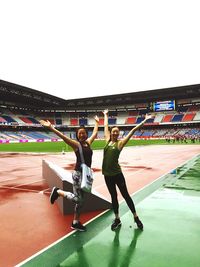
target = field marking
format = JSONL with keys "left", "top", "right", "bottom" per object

{"left": 16, "top": 156, "right": 184, "bottom": 267}
{"left": 0, "top": 185, "right": 43, "bottom": 193}
{"left": 12, "top": 179, "right": 45, "bottom": 188}
{"left": 39, "top": 188, "right": 50, "bottom": 194}
{"left": 15, "top": 208, "right": 109, "bottom": 267}
{"left": 0, "top": 177, "right": 23, "bottom": 184}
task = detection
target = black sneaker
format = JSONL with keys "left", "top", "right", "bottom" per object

{"left": 111, "top": 218, "right": 122, "bottom": 231}
{"left": 71, "top": 221, "right": 86, "bottom": 232}
{"left": 134, "top": 216, "right": 143, "bottom": 230}
{"left": 50, "top": 187, "right": 59, "bottom": 204}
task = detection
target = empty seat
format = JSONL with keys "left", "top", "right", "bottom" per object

{"left": 126, "top": 117, "right": 137, "bottom": 124}
{"left": 79, "top": 118, "right": 88, "bottom": 126}
{"left": 98, "top": 118, "right": 104, "bottom": 125}
{"left": 162, "top": 114, "right": 173, "bottom": 122}
{"left": 19, "top": 117, "right": 33, "bottom": 124}
{"left": 70, "top": 118, "right": 78, "bottom": 126}
{"left": 182, "top": 113, "right": 195, "bottom": 122}
{"left": 108, "top": 118, "right": 117, "bottom": 125}
{"left": 193, "top": 112, "right": 200, "bottom": 121}
{"left": 171, "top": 114, "right": 184, "bottom": 122}
{"left": 1, "top": 115, "right": 17, "bottom": 123}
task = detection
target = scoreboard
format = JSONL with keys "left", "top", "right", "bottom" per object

{"left": 153, "top": 100, "right": 175, "bottom": 112}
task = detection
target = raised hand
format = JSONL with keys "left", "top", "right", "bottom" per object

{"left": 144, "top": 114, "right": 152, "bottom": 121}
{"left": 39, "top": 120, "right": 52, "bottom": 128}
{"left": 103, "top": 109, "right": 109, "bottom": 115}
{"left": 94, "top": 115, "right": 99, "bottom": 123}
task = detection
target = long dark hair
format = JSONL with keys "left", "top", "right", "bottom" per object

{"left": 75, "top": 126, "right": 88, "bottom": 140}
{"left": 108, "top": 125, "right": 119, "bottom": 141}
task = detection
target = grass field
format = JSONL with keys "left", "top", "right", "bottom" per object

{"left": 0, "top": 139, "right": 198, "bottom": 153}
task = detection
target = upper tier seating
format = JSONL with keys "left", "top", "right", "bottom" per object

{"left": 70, "top": 118, "right": 78, "bottom": 126}
{"left": 108, "top": 118, "right": 117, "bottom": 125}
{"left": 0, "top": 117, "right": 7, "bottom": 123}
{"left": 19, "top": 117, "right": 38, "bottom": 124}
{"left": 193, "top": 112, "right": 200, "bottom": 121}
{"left": 126, "top": 117, "right": 137, "bottom": 124}
{"left": 182, "top": 113, "right": 196, "bottom": 122}
{"left": 79, "top": 118, "right": 88, "bottom": 125}
{"left": 162, "top": 114, "right": 174, "bottom": 123}
{"left": 171, "top": 114, "right": 184, "bottom": 122}
{"left": 1, "top": 115, "right": 17, "bottom": 123}
{"left": 1, "top": 103, "right": 200, "bottom": 129}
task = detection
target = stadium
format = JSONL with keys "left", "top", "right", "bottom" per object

{"left": 1, "top": 79, "right": 200, "bottom": 267}
{"left": 1, "top": 79, "right": 200, "bottom": 147}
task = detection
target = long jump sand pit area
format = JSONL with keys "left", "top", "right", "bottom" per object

{"left": 0, "top": 145, "right": 200, "bottom": 267}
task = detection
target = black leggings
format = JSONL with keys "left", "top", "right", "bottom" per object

{"left": 104, "top": 172, "right": 136, "bottom": 215}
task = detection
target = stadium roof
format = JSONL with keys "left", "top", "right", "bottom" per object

{"left": 1, "top": 79, "right": 200, "bottom": 111}
{"left": 0, "top": 79, "right": 66, "bottom": 109}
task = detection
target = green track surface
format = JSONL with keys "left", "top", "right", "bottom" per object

{"left": 19, "top": 155, "right": 200, "bottom": 267}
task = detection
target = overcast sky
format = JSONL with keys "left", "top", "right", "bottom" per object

{"left": 1, "top": 0, "right": 200, "bottom": 100}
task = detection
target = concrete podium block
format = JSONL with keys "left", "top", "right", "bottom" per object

{"left": 42, "top": 160, "right": 111, "bottom": 215}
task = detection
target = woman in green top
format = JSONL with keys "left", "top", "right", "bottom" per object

{"left": 102, "top": 109, "right": 151, "bottom": 230}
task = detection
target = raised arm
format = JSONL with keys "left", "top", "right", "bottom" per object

{"left": 39, "top": 120, "right": 78, "bottom": 150}
{"left": 103, "top": 109, "right": 110, "bottom": 142}
{"left": 118, "top": 114, "right": 152, "bottom": 150}
{"left": 87, "top": 115, "right": 99, "bottom": 145}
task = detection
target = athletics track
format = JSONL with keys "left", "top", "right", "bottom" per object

{"left": 0, "top": 145, "right": 200, "bottom": 267}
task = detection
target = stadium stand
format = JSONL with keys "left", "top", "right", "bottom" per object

{"left": 193, "top": 112, "right": 200, "bottom": 121}
{"left": 126, "top": 117, "right": 137, "bottom": 124}
{"left": 70, "top": 118, "right": 78, "bottom": 126}
{"left": 182, "top": 113, "right": 196, "bottom": 122}
{"left": 1, "top": 115, "right": 17, "bottom": 124}
{"left": 162, "top": 114, "right": 174, "bottom": 123}
{"left": 98, "top": 118, "right": 104, "bottom": 126}
{"left": 0, "top": 117, "right": 7, "bottom": 124}
{"left": 171, "top": 114, "right": 184, "bottom": 122}
{"left": 116, "top": 112, "right": 127, "bottom": 125}
{"left": 79, "top": 118, "right": 88, "bottom": 126}
{"left": 0, "top": 80, "right": 200, "bottom": 144}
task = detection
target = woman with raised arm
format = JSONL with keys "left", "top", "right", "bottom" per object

{"left": 40, "top": 116, "right": 99, "bottom": 231}
{"left": 102, "top": 109, "right": 151, "bottom": 230}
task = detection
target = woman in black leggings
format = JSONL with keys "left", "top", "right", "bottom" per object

{"left": 40, "top": 116, "right": 99, "bottom": 231}
{"left": 102, "top": 109, "right": 151, "bottom": 230}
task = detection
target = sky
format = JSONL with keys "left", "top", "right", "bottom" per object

{"left": 1, "top": 0, "right": 200, "bottom": 100}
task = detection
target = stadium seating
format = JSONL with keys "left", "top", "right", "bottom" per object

{"left": 153, "top": 114, "right": 164, "bottom": 123}
{"left": 1, "top": 115, "right": 17, "bottom": 124}
{"left": 0, "top": 117, "right": 7, "bottom": 124}
{"left": 108, "top": 118, "right": 117, "bottom": 125}
{"left": 116, "top": 113, "right": 127, "bottom": 125}
{"left": 128, "top": 111, "right": 139, "bottom": 116}
{"left": 0, "top": 102, "right": 200, "bottom": 144}
{"left": 162, "top": 114, "right": 174, "bottom": 123}
{"left": 55, "top": 118, "right": 62, "bottom": 125}
{"left": 141, "top": 130, "right": 155, "bottom": 137}
{"left": 177, "top": 106, "right": 188, "bottom": 112}
{"left": 136, "top": 117, "right": 145, "bottom": 124}
{"left": 188, "top": 105, "right": 199, "bottom": 112}
{"left": 79, "top": 118, "right": 88, "bottom": 126}
{"left": 98, "top": 118, "right": 104, "bottom": 126}
{"left": 145, "top": 117, "right": 155, "bottom": 123}
{"left": 132, "top": 130, "right": 142, "bottom": 137}
{"left": 171, "top": 114, "right": 184, "bottom": 122}
{"left": 28, "top": 117, "right": 39, "bottom": 124}
{"left": 182, "top": 113, "right": 196, "bottom": 122}
{"left": 126, "top": 117, "right": 137, "bottom": 124}
{"left": 19, "top": 117, "right": 31, "bottom": 124}
{"left": 193, "top": 112, "right": 200, "bottom": 121}
{"left": 70, "top": 118, "right": 78, "bottom": 126}
{"left": 1, "top": 104, "right": 200, "bottom": 128}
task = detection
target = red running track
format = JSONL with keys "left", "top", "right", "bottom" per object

{"left": 0, "top": 145, "right": 199, "bottom": 267}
